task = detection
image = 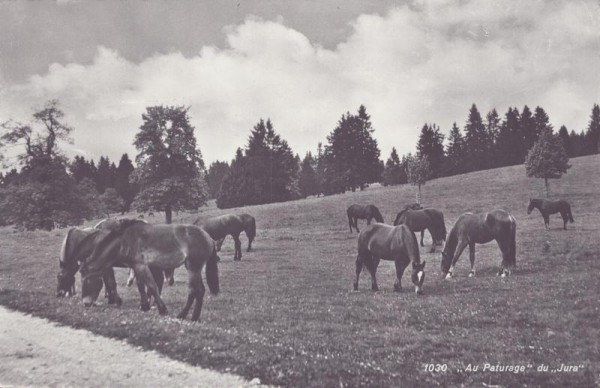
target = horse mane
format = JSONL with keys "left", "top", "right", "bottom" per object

{"left": 59, "top": 228, "right": 74, "bottom": 265}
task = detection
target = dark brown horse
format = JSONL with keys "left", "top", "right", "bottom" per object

{"left": 78, "top": 219, "right": 219, "bottom": 321}
{"left": 56, "top": 227, "right": 122, "bottom": 306}
{"left": 354, "top": 223, "right": 426, "bottom": 295}
{"left": 347, "top": 204, "right": 384, "bottom": 233}
{"left": 527, "top": 198, "right": 574, "bottom": 230}
{"left": 393, "top": 208, "right": 446, "bottom": 252}
{"left": 441, "top": 210, "right": 516, "bottom": 278}
{"left": 194, "top": 214, "right": 255, "bottom": 260}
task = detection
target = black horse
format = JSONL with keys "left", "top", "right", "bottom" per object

{"left": 194, "top": 213, "right": 256, "bottom": 260}
{"left": 441, "top": 209, "right": 516, "bottom": 278}
{"left": 347, "top": 204, "right": 384, "bottom": 233}
{"left": 72, "top": 219, "right": 219, "bottom": 321}
{"left": 527, "top": 198, "right": 574, "bottom": 230}
{"left": 354, "top": 223, "right": 426, "bottom": 294}
{"left": 393, "top": 208, "right": 446, "bottom": 252}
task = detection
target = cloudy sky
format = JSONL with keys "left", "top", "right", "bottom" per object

{"left": 1, "top": 0, "right": 599, "bottom": 167}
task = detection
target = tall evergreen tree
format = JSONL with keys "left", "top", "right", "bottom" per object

{"left": 217, "top": 119, "right": 299, "bottom": 208}
{"left": 114, "top": 153, "right": 136, "bottom": 212}
{"left": 485, "top": 109, "right": 501, "bottom": 168}
{"left": 298, "top": 152, "right": 319, "bottom": 197}
{"left": 95, "top": 156, "right": 115, "bottom": 194}
{"left": 463, "top": 104, "right": 488, "bottom": 171}
{"left": 533, "top": 106, "right": 553, "bottom": 136}
{"left": 322, "top": 105, "right": 381, "bottom": 193}
{"left": 445, "top": 122, "right": 466, "bottom": 176}
{"left": 557, "top": 126, "right": 572, "bottom": 157}
{"left": 131, "top": 105, "right": 208, "bottom": 223}
{"left": 496, "top": 107, "right": 521, "bottom": 167}
{"left": 382, "top": 147, "right": 404, "bottom": 186}
{"left": 205, "top": 160, "right": 230, "bottom": 199}
{"left": 585, "top": 103, "right": 600, "bottom": 154}
{"left": 416, "top": 123, "right": 445, "bottom": 177}
{"left": 519, "top": 105, "right": 537, "bottom": 162}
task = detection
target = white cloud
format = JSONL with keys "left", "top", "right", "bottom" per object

{"left": 1, "top": 0, "right": 599, "bottom": 166}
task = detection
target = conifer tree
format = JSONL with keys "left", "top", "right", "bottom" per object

{"left": 585, "top": 103, "right": 600, "bottom": 154}
{"left": 446, "top": 122, "right": 466, "bottom": 176}
{"left": 463, "top": 104, "right": 487, "bottom": 171}
{"left": 416, "top": 123, "right": 445, "bottom": 177}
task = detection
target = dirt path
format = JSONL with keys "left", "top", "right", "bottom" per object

{"left": 0, "top": 306, "right": 262, "bottom": 387}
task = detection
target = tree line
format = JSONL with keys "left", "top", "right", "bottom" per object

{"left": 0, "top": 99, "right": 597, "bottom": 230}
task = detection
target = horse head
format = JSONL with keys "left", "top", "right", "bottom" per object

{"left": 410, "top": 261, "right": 426, "bottom": 295}
{"left": 369, "top": 205, "right": 384, "bottom": 223}
{"left": 393, "top": 209, "right": 409, "bottom": 226}
{"left": 440, "top": 250, "right": 452, "bottom": 278}
{"left": 527, "top": 198, "right": 535, "bottom": 214}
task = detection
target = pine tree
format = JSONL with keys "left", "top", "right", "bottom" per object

{"left": 205, "top": 160, "right": 230, "bottom": 199}
{"left": 216, "top": 149, "right": 253, "bottom": 209}
{"left": 525, "top": 129, "right": 570, "bottom": 197}
{"left": 131, "top": 105, "right": 208, "bottom": 223}
{"left": 416, "top": 123, "right": 445, "bottom": 177}
{"left": 96, "top": 156, "right": 115, "bottom": 194}
{"left": 299, "top": 152, "right": 318, "bottom": 197}
{"left": 322, "top": 106, "right": 381, "bottom": 193}
{"left": 485, "top": 109, "right": 501, "bottom": 168}
{"left": 496, "top": 107, "right": 522, "bottom": 167}
{"left": 585, "top": 103, "right": 600, "bottom": 154}
{"left": 520, "top": 105, "right": 537, "bottom": 162}
{"left": 382, "top": 147, "right": 404, "bottom": 186}
{"left": 446, "top": 122, "right": 466, "bottom": 176}
{"left": 463, "top": 104, "right": 488, "bottom": 171}
{"left": 557, "top": 126, "right": 572, "bottom": 157}
{"left": 114, "top": 153, "right": 136, "bottom": 212}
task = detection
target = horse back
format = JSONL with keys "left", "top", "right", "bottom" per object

{"left": 360, "top": 224, "right": 417, "bottom": 261}
{"left": 195, "top": 214, "right": 244, "bottom": 240}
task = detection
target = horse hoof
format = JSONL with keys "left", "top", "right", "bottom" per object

{"left": 140, "top": 304, "right": 150, "bottom": 312}
{"left": 158, "top": 308, "right": 168, "bottom": 316}
{"left": 177, "top": 312, "right": 186, "bottom": 320}
{"left": 468, "top": 272, "right": 475, "bottom": 278}
{"left": 115, "top": 297, "right": 123, "bottom": 307}
{"left": 394, "top": 286, "right": 402, "bottom": 292}
{"left": 371, "top": 286, "right": 379, "bottom": 292}
{"left": 353, "top": 284, "right": 358, "bottom": 291}
{"left": 445, "top": 273, "right": 452, "bottom": 280}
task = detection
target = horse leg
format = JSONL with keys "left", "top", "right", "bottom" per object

{"left": 189, "top": 271, "right": 206, "bottom": 321}
{"left": 135, "top": 274, "right": 151, "bottom": 312}
{"left": 394, "top": 258, "right": 408, "bottom": 292}
{"left": 102, "top": 268, "right": 122, "bottom": 306}
{"left": 233, "top": 234, "right": 242, "bottom": 261}
{"left": 496, "top": 237, "right": 512, "bottom": 277}
{"left": 368, "top": 257, "right": 380, "bottom": 291}
{"left": 126, "top": 268, "right": 136, "bottom": 287}
{"left": 468, "top": 243, "right": 476, "bottom": 277}
{"left": 164, "top": 268, "right": 175, "bottom": 286}
{"left": 353, "top": 255, "right": 364, "bottom": 291}
{"left": 134, "top": 265, "right": 168, "bottom": 315}
{"left": 348, "top": 216, "right": 354, "bottom": 233}
{"left": 148, "top": 267, "right": 164, "bottom": 306}
{"left": 216, "top": 237, "right": 225, "bottom": 252}
{"left": 427, "top": 229, "right": 436, "bottom": 253}
{"left": 560, "top": 211, "right": 568, "bottom": 230}
{"left": 543, "top": 214, "right": 550, "bottom": 230}
{"left": 354, "top": 218, "right": 360, "bottom": 233}
{"left": 447, "top": 239, "right": 469, "bottom": 279}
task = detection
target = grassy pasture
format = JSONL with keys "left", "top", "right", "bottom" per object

{"left": 1, "top": 155, "right": 599, "bottom": 387}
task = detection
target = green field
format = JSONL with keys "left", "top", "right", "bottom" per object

{"left": 1, "top": 155, "right": 599, "bottom": 387}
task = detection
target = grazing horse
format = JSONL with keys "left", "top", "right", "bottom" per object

{"left": 527, "top": 198, "right": 574, "bottom": 230}
{"left": 393, "top": 208, "right": 447, "bottom": 252}
{"left": 95, "top": 218, "right": 175, "bottom": 287}
{"left": 78, "top": 219, "right": 219, "bottom": 321}
{"left": 56, "top": 227, "right": 122, "bottom": 306}
{"left": 354, "top": 223, "right": 426, "bottom": 295}
{"left": 194, "top": 214, "right": 255, "bottom": 260}
{"left": 347, "top": 204, "right": 385, "bottom": 233}
{"left": 441, "top": 209, "right": 516, "bottom": 278}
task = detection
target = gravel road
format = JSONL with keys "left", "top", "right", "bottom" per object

{"left": 0, "top": 306, "right": 263, "bottom": 387}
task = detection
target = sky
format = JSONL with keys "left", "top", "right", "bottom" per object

{"left": 1, "top": 0, "right": 599, "bottom": 168}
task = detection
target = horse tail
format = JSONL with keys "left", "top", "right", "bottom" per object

{"left": 245, "top": 216, "right": 256, "bottom": 243}
{"left": 567, "top": 204, "right": 574, "bottom": 223}
{"left": 509, "top": 216, "right": 517, "bottom": 268}
{"left": 206, "top": 245, "right": 220, "bottom": 295}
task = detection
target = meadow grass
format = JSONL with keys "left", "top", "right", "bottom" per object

{"left": 1, "top": 155, "right": 599, "bottom": 387}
